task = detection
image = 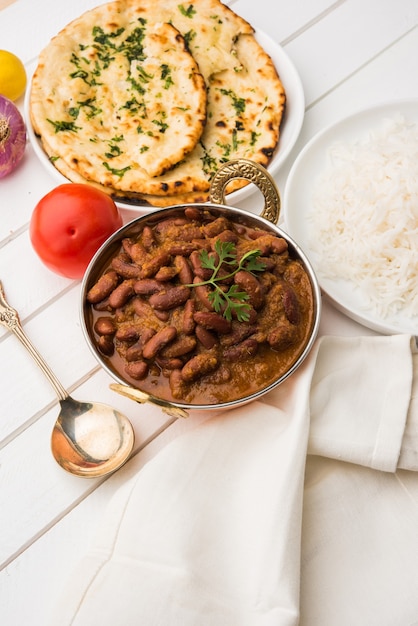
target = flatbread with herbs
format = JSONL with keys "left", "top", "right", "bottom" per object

{"left": 30, "top": 0, "right": 286, "bottom": 204}
{"left": 31, "top": 19, "right": 207, "bottom": 180}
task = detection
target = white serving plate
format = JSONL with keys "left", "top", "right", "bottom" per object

{"left": 283, "top": 99, "right": 418, "bottom": 336}
{"left": 24, "top": 28, "right": 304, "bottom": 214}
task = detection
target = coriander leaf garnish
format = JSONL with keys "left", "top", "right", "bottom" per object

{"left": 71, "top": 97, "right": 102, "bottom": 120}
{"left": 102, "top": 162, "right": 131, "bottom": 178}
{"left": 183, "top": 29, "right": 196, "bottom": 48}
{"left": 160, "top": 64, "right": 174, "bottom": 89}
{"left": 219, "top": 88, "right": 246, "bottom": 115}
{"left": 178, "top": 4, "right": 197, "bottom": 18}
{"left": 152, "top": 118, "right": 169, "bottom": 133}
{"left": 47, "top": 119, "right": 81, "bottom": 133}
{"left": 200, "top": 143, "right": 218, "bottom": 176}
{"left": 250, "top": 130, "right": 260, "bottom": 146}
{"left": 188, "top": 240, "right": 266, "bottom": 321}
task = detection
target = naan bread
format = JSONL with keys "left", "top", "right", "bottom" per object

{"left": 30, "top": 0, "right": 286, "bottom": 205}
{"left": 31, "top": 19, "right": 207, "bottom": 180}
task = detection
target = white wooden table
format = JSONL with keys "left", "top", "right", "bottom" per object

{"left": 0, "top": 0, "right": 417, "bottom": 623}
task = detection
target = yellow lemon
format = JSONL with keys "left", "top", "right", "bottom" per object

{"left": 0, "top": 50, "right": 27, "bottom": 101}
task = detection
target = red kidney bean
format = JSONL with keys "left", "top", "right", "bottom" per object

{"left": 108, "top": 278, "right": 136, "bottom": 309}
{"left": 176, "top": 225, "right": 204, "bottom": 241}
{"left": 219, "top": 322, "right": 257, "bottom": 347}
{"left": 267, "top": 322, "right": 298, "bottom": 351}
{"left": 141, "top": 226, "right": 156, "bottom": 250}
{"left": 193, "top": 277, "right": 214, "bottom": 310}
{"left": 121, "top": 237, "right": 134, "bottom": 256}
{"left": 282, "top": 284, "right": 300, "bottom": 324}
{"left": 164, "top": 241, "right": 200, "bottom": 256}
{"left": 215, "top": 229, "right": 238, "bottom": 244}
{"left": 92, "top": 297, "right": 113, "bottom": 312}
{"left": 134, "top": 279, "right": 165, "bottom": 295}
{"left": 234, "top": 224, "right": 247, "bottom": 235}
{"left": 142, "top": 326, "right": 177, "bottom": 360}
{"left": 128, "top": 241, "right": 147, "bottom": 265}
{"left": 193, "top": 239, "right": 212, "bottom": 251}
{"left": 249, "top": 234, "right": 288, "bottom": 256}
{"left": 115, "top": 322, "right": 140, "bottom": 342}
{"left": 169, "top": 369, "right": 186, "bottom": 399}
{"left": 132, "top": 296, "right": 168, "bottom": 324}
{"left": 246, "top": 228, "right": 265, "bottom": 240}
{"left": 149, "top": 286, "right": 191, "bottom": 311}
{"left": 175, "top": 256, "right": 193, "bottom": 285}
{"left": 182, "top": 298, "right": 196, "bottom": 334}
{"left": 124, "top": 329, "right": 156, "bottom": 360}
{"left": 271, "top": 237, "right": 288, "bottom": 254}
{"left": 140, "top": 327, "right": 157, "bottom": 345}
{"left": 161, "top": 335, "right": 196, "bottom": 358}
{"left": 154, "top": 309, "right": 170, "bottom": 322}
{"left": 154, "top": 217, "right": 188, "bottom": 235}
{"left": 234, "top": 270, "right": 264, "bottom": 309}
{"left": 125, "top": 341, "right": 145, "bottom": 362}
{"left": 190, "top": 250, "right": 212, "bottom": 280}
{"left": 184, "top": 207, "right": 202, "bottom": 220}
{"left": 97, "top": 334, "right": 115, "bottom": 356}
{"left": 181, "top": 353, "right": 219, "bottom": 382}
{"left": 223, "top": 338, "right": 258, "bottom": 361}
{"left": 193, "top": 311, "right": 232, "bottom": 334}
{"left": 155, "top": 356, "right": 184, "bottom": 371}
{"left": 195, "top": 325, "right": 217, "bottom": 349}
{"left": 94, "top": 316, "right": 116, "bottom": 336}
{"left": 125, "top": 360, "right": 148, "bottom": 380}
{"left": 246, "top": 235, "right": 273, "bottom": 256}
{"left": 111, "top": 255, "right": 141, "bottom": 279}
{"left": 87, "top": 270, "right": 119, "bottom": 304}
{"left": 132, "top": 296, "right": 153, "bottom": 318}
{"left": 115, "top": 324, "right": 141, "bottom": 342}
{"left": 155, "top": 266, "right": 178, "bottom": 282}
{"left": 202, "top": 216, "right": 231, "bottom": 237}
{"left": 139, "top": 251, "right": 171, "bottom": 279}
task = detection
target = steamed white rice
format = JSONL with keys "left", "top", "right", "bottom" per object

{"left": 309, "top": 113, "right": 418, "bottom": 320}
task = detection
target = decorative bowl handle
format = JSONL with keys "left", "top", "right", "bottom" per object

{"left": 209, "top": 158, "right": 281, "bottom": 224}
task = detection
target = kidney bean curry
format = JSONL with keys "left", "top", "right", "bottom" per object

{"left": 85, "top": 207, "right": 315, "bottom": 405}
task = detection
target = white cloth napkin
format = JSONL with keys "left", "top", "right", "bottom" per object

{"left": 48, "top": 334, "right": 418, "bottom": 625}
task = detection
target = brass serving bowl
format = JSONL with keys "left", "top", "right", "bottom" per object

{"left": 80, "top": 160, "right": 321, "bottom": 417}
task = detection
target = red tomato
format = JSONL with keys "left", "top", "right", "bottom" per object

{"left": 30, "top": 184, "right": 123, "bottom": 279}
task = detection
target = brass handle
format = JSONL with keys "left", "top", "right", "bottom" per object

{"left": 110, "top": 383, "right": 189, "bottom": 419}
{"left": 209, "top": 158, "right": 281, "bottom": 224}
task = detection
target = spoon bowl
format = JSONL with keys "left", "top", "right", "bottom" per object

{"left": 50, "top": 397, "right": 135, "bottom": 478}
{"left": 0, "top": 282, "right": 135, "bottom": 478}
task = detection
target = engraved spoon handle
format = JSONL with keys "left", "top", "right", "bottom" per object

{"left": 0, "top": 281, "right": 68, "bottom": 402}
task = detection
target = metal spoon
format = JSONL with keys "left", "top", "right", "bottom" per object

{"left": 0, "top": 282, "right": 135, "bottom": 478}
